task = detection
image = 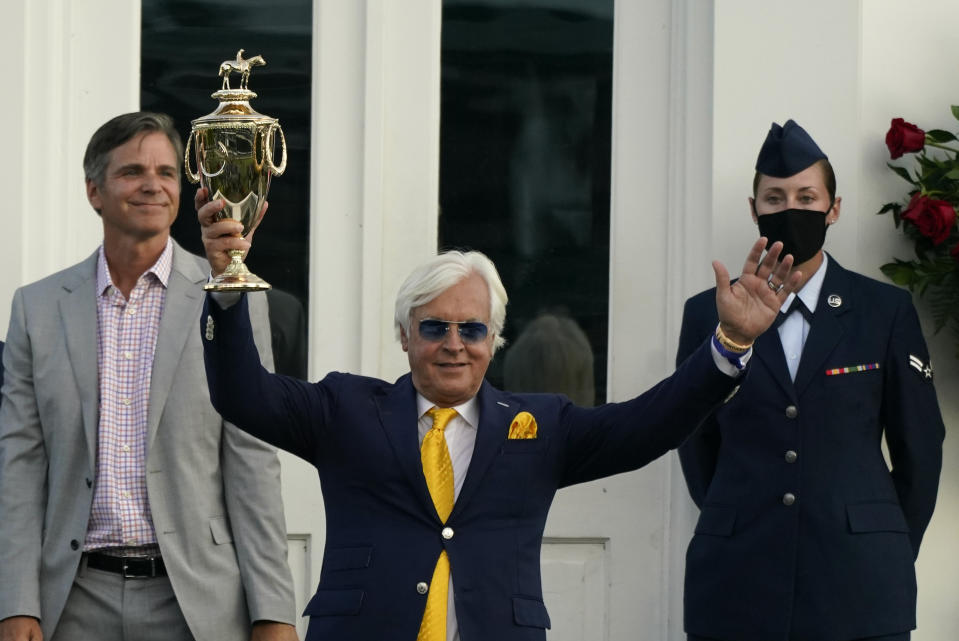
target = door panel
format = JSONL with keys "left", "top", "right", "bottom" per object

{"left": 541, "top": 538, "right": 609, "bottom": 640}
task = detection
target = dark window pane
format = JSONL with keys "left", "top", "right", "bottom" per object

{"left": 141, "top": 0, "right": 311, "bottom": 376}
{"left": 440, "top": 1, "right": 613, "bottom": 405}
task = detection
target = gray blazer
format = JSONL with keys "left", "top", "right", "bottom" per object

{"left": 0, "top": 242, "right": 296, "bottom": 640}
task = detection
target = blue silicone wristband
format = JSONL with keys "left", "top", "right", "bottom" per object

{"left": 712, "top": 333, "right": 748, "bottom": 370}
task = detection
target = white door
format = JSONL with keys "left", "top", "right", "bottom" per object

{"left": 280, "top": 1, "right": 715, "bottom": 639}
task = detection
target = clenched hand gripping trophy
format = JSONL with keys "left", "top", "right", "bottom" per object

{"left": 185, "top": 49, "right": 287, "bottom": 291}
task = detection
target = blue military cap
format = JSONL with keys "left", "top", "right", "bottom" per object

{"left": 755, "top": 119, "right": 827, "bottom": 177}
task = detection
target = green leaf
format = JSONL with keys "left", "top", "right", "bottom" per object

{"left": 914, "top": 241, "right": 933, "bottom": 262}
{"left": 945, "top": 166, "right": 959, "bottom": 180}
{"left": 952, "top": 105, "right": 959, "bottom": 121}
{"left": 880, "top": 262, "right": 917, "bottom": 287}
{"left": 877, "top": 202, "right": 901, "bottom": 215}
{"left": 925, "top": 278, "right": 959, "bottom": 334}
{"left": 887, "top": 163, "right": 914, "bottom": 184}
{"left": 926, "top": 129, "right": 958, "bottom": 143}
{"left": 916, "top": 154, "right": 941, "bottom": 172}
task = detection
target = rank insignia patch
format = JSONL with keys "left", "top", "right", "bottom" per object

{"left": 909, "top": 354, "right": 933, "bottom": 381}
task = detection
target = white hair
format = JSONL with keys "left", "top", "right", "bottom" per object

{"left": 394, "top": 250, "right": 508, "bottom": 353}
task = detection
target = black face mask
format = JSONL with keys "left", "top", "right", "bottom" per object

{"left": 756, "top": 206, "right": 831, "bottom": 264}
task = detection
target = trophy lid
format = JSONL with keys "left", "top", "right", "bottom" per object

{"left": 192, "top": 50, "right": 278, "bottom": 127}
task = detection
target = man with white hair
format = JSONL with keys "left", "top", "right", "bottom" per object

{"left": 197, "top": 193, "right": 801, "bottom": 641}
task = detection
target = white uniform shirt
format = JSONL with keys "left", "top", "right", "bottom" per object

{"left": 777, "top": 254, "right": 828, "bottom": 380}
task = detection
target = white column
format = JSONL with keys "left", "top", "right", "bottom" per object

{"left": 662, "top": 5, "right": 716, "bottom": 638}
{"left": 607, "top": 0, "right": 703, "bottom": 638}
{"left": 0, "top": 0, "right": 139, "bottom": 335}
{"left": 308, "top": 0, "right": 442, "bottom": 381}
{"left": 286, "top": 0, "right": 443, "bottom": 631}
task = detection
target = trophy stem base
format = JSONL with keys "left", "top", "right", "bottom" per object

{"left": 203, "top": 252, "right": 271, "bottom": 292}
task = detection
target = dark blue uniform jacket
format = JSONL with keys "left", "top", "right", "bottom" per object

{"left": 677, "top": 256, "right": 945, "bottom": 641}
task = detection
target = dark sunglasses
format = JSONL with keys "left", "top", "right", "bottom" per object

{"left": 417, "top": 319, "right": 490, "bottom": 344}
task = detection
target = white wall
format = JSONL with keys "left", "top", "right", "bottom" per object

{"left": 710, "top": 1, "right": 959, "bottom": 638}
{"left": 712, "top": 0, "right": 861, "bottom": 274}
{"left": 861, "top": 3, "right": 959, "bottom": 638}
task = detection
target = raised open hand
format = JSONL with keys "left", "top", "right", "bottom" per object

{"left": 713, "top": 238, "right": 802, "bottom": 346}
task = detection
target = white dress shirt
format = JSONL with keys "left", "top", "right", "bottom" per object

{"left": 87, "top": 240, "right": 172, "bottom": 551}
{"left": 777, "top": 254, "right": 828, "bottom": 380}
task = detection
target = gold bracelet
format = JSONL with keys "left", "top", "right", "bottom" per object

{"left": 715, "top": 324, "right": 752, "bottom": 353}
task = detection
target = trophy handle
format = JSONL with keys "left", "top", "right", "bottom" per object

{"left": 253, "top": 127, "right": 267, "bottom": 171}
{"left": 264, "top": 123, "right": 287, "bottom": 176}
{"left": 184, "top": 130, "right": 201, "bottom": 184}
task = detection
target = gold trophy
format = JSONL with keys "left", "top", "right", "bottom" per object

{"left": 186, "top": 49, "right": 287, "bottom": 291}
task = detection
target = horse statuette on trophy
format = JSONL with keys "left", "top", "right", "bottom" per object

{"left": 185, "top": 49, "right": 286, "bottom": 291}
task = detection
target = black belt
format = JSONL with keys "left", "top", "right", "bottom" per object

{"left": 85, "top": 552, "right": 166, "bottom": 579}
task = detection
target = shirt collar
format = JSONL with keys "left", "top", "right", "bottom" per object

{"left": 96, "top": 238, "right": 174, "bottom": 296}
{"left": 416, "top": 392, "right": 480, "bottom": 430}
{"left": 779, "top": 253, "right": 828, "bottom": 314}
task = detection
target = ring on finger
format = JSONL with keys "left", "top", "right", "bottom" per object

{"left": 766, "top": 277, "right": 784, "bottom": 294}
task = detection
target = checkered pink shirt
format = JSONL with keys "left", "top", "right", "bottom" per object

{"left": 84, "top": 240, "right": 172, "bottom": 551}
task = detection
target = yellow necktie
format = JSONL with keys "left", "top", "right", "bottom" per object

{"left": 416, "top": 407, "right": 457, "bottom": 641}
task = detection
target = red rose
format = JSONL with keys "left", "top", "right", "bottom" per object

{"left": 885, "top": 118, "right": 926, "bottom": 159}
{"left": 901, "top": 193, "right": 956, "bottom": 245}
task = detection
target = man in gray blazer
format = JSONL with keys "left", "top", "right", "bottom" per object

{"left": 0, "top": 112, "right": 297, "bottom": 641}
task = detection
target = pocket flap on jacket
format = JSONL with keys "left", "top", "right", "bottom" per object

{"left": 694, "top": 504, "right": 736, "bottom": 537}
{"left": 847, "top": 502, "right": 910, "bottom": 533}
{"left": 209, "top": 516, "right": 234, "bottom": 544}
{"left": 512, "top": 596, "right": 551, "bottom": 629}
{"left": 324, "top": 546, "right": 373, "bottom": 572}
{"left": 303, "top": 589, "right": 365, "bottom": 617}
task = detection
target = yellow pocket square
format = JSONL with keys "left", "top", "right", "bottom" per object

{"left": 508, "top": 411, "right": 538, "bottom": 439}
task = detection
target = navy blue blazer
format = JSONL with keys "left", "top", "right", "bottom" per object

{"left": 203, "top": 295, "right": 739, "bottom": 641}
{"left": 677, "top": 256, "right": 944, "bottom": 641}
